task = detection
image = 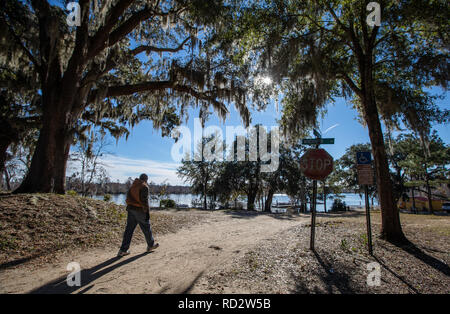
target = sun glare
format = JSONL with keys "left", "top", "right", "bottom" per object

{"left": 261, "top": 76, "right": 272, "bottom": 85}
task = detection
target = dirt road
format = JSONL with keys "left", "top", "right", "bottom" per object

{"left": 0, "top": 211, "right": 306, "bottom": 294}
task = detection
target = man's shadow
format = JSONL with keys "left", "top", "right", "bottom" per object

{"left": 30, "top": 252, "right": 151, "bottom": 294}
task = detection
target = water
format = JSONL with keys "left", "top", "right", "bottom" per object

{"left": 92, "top": 192, "right": 377, "bottom": 212}
{"left": 92, "top": 193, "right": 195, "bottom": 208}
{"left": 271, "top": 193, "right": 377, "bottom": 212}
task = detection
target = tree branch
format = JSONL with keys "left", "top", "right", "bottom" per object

{"left": 87, "top": 80, "right": 229, "bottom": 117}
{"left": 337, "top": 73, "right": 362, "bottom": 98}
{"left": 326, "top": 3, "right": 363, "bottom": 61}
{"left": 172, "top": 84, "right": 228, "bottom": 116}
{"left": 87, "top": 0, "right": 135, "bottom": 60}
{"left": 2, "top": 18, "right": 41, "bottom": 72}
{"left": 88, "top": 3, "right": 186, "bottom": 61}
{"left": 131, "top": 37, "right": 191, "bottom": 55}
{"left": 88, "top": 80, "right": 173, "bottom": 103}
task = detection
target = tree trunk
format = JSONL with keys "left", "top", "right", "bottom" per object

{"left": 54, "top": 133, "right": 72, "bottom": 194}
{"left": 13, "top": 4, "right": 88, "bottom": 195}
{"left": 264, "top": 188, "right": 274, "bottom": 212}
{"left": 203, "top": 184, "right": 207, "bottom": 210}
{"left": 355, "top": 47, "right": 407, "bottom": 243}
{"left": 425, "top": 173, "right": 434, "bottom": 214}
{"left": 14, "top": 99, "right": 72, "bottom": 194}
{"left": 4, "top": 168, "right": 11, "bottom": 191}
{"left": 247, "top": 191, "right": 257, "bottom": 211}
{"left": 361, "top": 81, "right": 406, "bottom": 243}
{"left": 0, "top": 136, "right": 12, "bottom": 179}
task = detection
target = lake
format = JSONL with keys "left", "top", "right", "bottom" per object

{"left": 92, "top": 192, "right": 378, "bottom": 212}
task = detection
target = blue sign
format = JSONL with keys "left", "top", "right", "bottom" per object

{"left": 356, "top": 152, "right": 372, "bottom": 165}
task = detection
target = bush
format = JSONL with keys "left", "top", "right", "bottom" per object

{"left": 103, "top": 194, "right": 112, "bottom": 202}
{"left": 331, "top": 199, "right": 347, "bottom": 211}
{"left": 160, "top": 199, "right": 176, "bottom": 208}
{"left": 66, "top": 190, "right": 78, "bottom": 196}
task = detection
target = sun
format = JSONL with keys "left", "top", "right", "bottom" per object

{"left": 262, "top": 76, "right": 272, "bottom": 85}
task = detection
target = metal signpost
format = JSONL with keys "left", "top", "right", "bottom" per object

{"left": 300, "top": 131, "right": 334, "bottom": 251}
{"left": 356, "top": 151, "right": 374, "bottom": 255}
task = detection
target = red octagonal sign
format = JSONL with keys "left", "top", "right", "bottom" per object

{"left": 300, "top": 148, "right": 334, "bottom": 180}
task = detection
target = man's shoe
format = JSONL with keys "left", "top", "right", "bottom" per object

{"left": 117, "top": 250, "right": 130, "bottom": 257}
{"left": 146, "top": 243, "right": 159, "bottom": 252}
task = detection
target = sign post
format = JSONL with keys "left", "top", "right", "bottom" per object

{"left": 356, "top": 151, "right": 374, "bottom": 255}
{"left": 310, "top": 179, "right": 317, "bottom": 250}
{"left": 300, "top": 135, "right": 334, "bottom": 251}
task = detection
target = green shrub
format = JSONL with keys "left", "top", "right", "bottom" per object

{"left": 66, "top": 190, "right": 78, "bottom": 196}
{"left": 340, "top": 239, "right": 349, "bottom": 252}
{"left": 103, "top": 194, "right": 112, "bottom": 202}
{"left": 160, "top": 199, "right": 176, "bottom": 208}
{"left": 331, "top": 199, "right": 347, "bottom": 211}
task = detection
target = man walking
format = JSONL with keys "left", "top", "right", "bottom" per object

{"left": 118, "top": 173, "right": 159, "bottom": 257}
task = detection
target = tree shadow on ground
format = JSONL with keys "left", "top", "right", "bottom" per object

{"left": 29, "top": 252, "right": 151, "bottom": 294}
{"left": 1, "top": 255, "right": 43, "bottom": 270}
{"left": 1, "top": 243, "right": 75, "bottom": 270}
{"left": 291, "top": 250, "right": 360, "bottom": 294}
{"left": 221, "top": 209, "right": 367, "bottom": 221}
{"left": 179, "top": 271, "right": 205, "bottom": 294}
{"left": 222, "top": 209, "right": 300, "bottom": 221}
{"left": 394, "top": 239, "right": 450, "bottom": 277}
{"left": 317, "top": 211, "right": 366, "bottom": 219}
{"left": 372, "top": 255, "right": 420, "bottom": 294}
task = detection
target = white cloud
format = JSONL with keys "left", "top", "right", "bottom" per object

{"left": 68, "top": 154, "right": 184, "bottom": 185}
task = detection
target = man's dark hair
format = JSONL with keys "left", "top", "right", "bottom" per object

{"left": 139, "top": 173, "right": 148, "bottom": 182}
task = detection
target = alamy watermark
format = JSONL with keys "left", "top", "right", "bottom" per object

{"left": 66, "top": 261, "right": 81, "bottom": 287}
{"left": 366, "top": 2, "right": 381, "bottom": 27}
{"left": 66, "top": 2, "right": 81, "bottom": 27}
{"left": 171, "top": 118, "right": 280, "bottom": 173}
{"left": 366, "top": 262, "right": 381, "bottom": 286}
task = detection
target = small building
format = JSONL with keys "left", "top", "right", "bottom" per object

{"left": 398, "top": 196, "right": 447, "bottom": 211}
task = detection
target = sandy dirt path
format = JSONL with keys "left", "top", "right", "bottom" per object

{"left": 0, "top": 211, "right": 307, "bottom": 294}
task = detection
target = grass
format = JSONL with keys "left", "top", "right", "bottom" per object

{"left": 427, "top": 225, "right": 450, "bottom": 237}
{"left": 246, "top": 251, "right": 259, "bottom": 272}
{"left": 340, "top": 239, "right": 350, "bottom": 252}
{"left": 0, "top": 234, "right": 17, "bottom": 250}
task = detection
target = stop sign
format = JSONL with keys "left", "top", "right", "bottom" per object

{"left": 300, "top": 148, "right": 334, "bottom": 180}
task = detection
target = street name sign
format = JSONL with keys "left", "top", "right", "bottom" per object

{"left": 302, "top": 138, "right": 335, "bottom": 145}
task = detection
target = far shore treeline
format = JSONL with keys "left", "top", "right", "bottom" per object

{"left": 66, "top": 180, "right": 193, "bottom": 196}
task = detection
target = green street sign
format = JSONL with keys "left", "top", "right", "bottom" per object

{"left": 302, "top": 138, "right": 334, "bottom": 145}
{"left": 321, "top": 138, "right": 334, "bottom": 144}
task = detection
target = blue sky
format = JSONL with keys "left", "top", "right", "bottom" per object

{"left": 77, "top": 90, "right": 449, "bottom": 185}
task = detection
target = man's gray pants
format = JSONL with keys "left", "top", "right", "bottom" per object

{"left": 120, "top": 207, "right": 155, "bottom": 252}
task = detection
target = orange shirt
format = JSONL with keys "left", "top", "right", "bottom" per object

{"left": 126, "top": 179, "right": 149, "bottom": 209}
